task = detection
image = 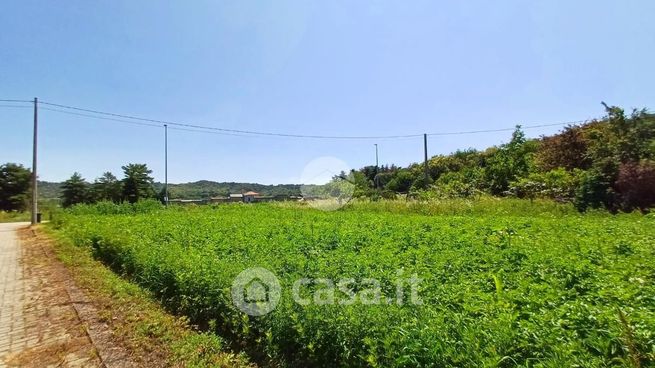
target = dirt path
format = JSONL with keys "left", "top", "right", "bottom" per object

{"left": 0, "top": 222, "right": 103, "bottom": 367}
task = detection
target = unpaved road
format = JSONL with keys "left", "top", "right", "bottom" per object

{"left": 0, "top": 222, "right": 101, "bottom": 367}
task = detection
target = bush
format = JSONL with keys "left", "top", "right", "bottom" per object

{"left": 615, "top": 161, "right": 655, "bottom": 212}
{"left": 67, "top": 199, "right": 163, "bottom": 216}
{"left": 574, "top": 170, "right": 614, "bottom": 212}
{"left": 385, "top": 170, "right": 415, "bottom": 193}
{"left": 509, "top": 168, "right": 580, "bottom": 201}
{"left": 433, "top": 171, "right": 481, "bottom": 198}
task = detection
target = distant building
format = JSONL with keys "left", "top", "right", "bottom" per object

{"left": 168, "top": 198, "right": 208, "bottom": 205}
{"left": 209, "top": 196, "right": 229, "bottom": 204}
{"left": 229, "top": 193, "right": 244, "bottom": 202}
{"left": 208, "top": 192, "right": 296, "bottom": 204}
{"left": 243, "top": 191, "right": 260, "bottom": 203}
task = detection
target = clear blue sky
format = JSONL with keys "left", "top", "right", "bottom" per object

{"left": 2, "top": 0, "right": 654, "bottom": 184}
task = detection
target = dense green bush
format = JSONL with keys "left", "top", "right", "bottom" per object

{"left": 340, "top": 106, "right": 654, "bottom": 212}
{"left": 574, "top": 169, "right": 615, "bottom": 212}
{"left": 509, "top": 168, "right": 580, "bottom": 201}
{"left": 65, "top": 199, "right": 163, "bottom": 216}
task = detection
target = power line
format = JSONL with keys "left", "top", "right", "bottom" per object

{"left": 39, "top": 107, "right": 163, "bottom": 128}
{"left": 0, "top": 104, "right": 32, "bottom": 109}
{"left": 426, "top": 121, "right": 586, "bottom": 137}
{"left": 0, "top": 98, "right": 591, "bottom": 139}
{"left": 39, "top": 106, "right": 260, "bottom": 137}
{"left": 38, "top": 100, "right": 424, "bottom": 139}
{"left": 0, "top": 99, "right": 32, "bottom": 103}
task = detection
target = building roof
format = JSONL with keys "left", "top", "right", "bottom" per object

{"left": 229, "top": 193, "right": 244, "bottom": 198}
{"left": 243, "top": 191, "right": 260, "bottom": 196}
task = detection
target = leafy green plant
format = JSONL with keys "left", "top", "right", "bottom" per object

{"left": 52, "top": 200, "right": 655, "bottom": 367}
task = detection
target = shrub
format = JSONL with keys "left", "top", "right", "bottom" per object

{"left": 615, "top": 161, "right": 655, "bottom": 212}
{"left": 433, "top": 171, "right": 481, "bottom": 198}
{"left": 574, "top": 169, "right": 615, "bottom": 212}
{"left": 509, "top": 168, "right": 580, "bottom": 201}
{"left": 536, "top": 125, "right": 593, "bottom": 171}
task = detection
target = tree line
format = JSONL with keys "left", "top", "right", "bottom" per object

{"left": 2, "top": 103, "right": 653, "bottom": 213}
{"left": 0, "top": 163, "right": 159, "bottom": 211}
{"left": 340, "top": 103, "right": 655, "bottom": 212}
{"left": 59, "top": 164, "right": 157, "bottom": 207}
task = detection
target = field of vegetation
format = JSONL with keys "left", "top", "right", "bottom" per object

{"left": 51, "top": 200, "right": 655, "bottom": 367}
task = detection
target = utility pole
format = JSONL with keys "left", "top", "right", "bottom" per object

{"left": 31, "top": 97, "right": 38, "bottom": 225}
{"left": 164, "top": 124, "right": 168, "bottom": 207}
{"left": 374, "top": 143, "right": 379, "bottom": 189}
{"left": 423, "top": 134, "right": 429, "bottom": 189}
{"left": 374, "top": 143, "right": 379, "bottom": 168}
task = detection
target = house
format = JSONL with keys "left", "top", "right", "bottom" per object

{"left": 229, "top": 193, "right": 244, "bottom": 203}
{"left": 243, "top": 191, "right": 260, "bottom": 203}
{"left": 216, "top": 191, "right": 285, "bottom": 204}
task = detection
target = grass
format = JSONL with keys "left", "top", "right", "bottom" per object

{"left": 40, "top": 225, "right": 253, "bottom": 368}
{"left": 0, "top": 211, "right": 30, "bottom": 223}
{"left": 50, "top": 199, "right": 655, "bottom": 367}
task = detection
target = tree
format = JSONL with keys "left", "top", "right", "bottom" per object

{"left": 536, "top": 125, "right": 592, "bottom": 171}
{"left": 509, "top": 168, "right": 580, "bottom": 202}
{"left": 615, "top": 161, "right": 655, "bottom": 212}
{"left": 483, "top": 127, "right": 537, "bottom": 195}
{"left": 91, "top": 172, "right": 122, "bottom": 203}
{"left": 122, "top": 164, "right": 155, "bottom": 203}
{"left": 0, "top": 163, "right": 32, "bottom": 211}
{"left": 385, "top": 170, "right": 415, "bottom": 193}
{"left": 601, "top": 104, "right": 655, "bottom": 163}
{"left": 61, "top": 172, "right": 89, "bottom": 208}
{"left": 574, "top": 169, "right": 614, "bottom": 212}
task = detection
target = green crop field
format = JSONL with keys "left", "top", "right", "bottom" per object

{"left": 51, "top": 200, "right": 655, "bottom": 367}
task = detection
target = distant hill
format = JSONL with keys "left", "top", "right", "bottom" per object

{"left": 37, "top": 180, "right": 301, "bottom": 200}
{"left": 38, "top": 181, "right": 63, "bottom": 199}
{"left": 154, "top": 180, "right": 301, "bottom": 199}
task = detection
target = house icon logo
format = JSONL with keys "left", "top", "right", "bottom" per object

{"left": 231, "top": 267, "right": 281, "bottom": 316}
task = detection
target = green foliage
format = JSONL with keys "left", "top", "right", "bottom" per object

{"left": 122, "top": 163, "right": 156, "bottom": 203}
{"left": 52, "top": 202, "right": 655, "bottom": 367}
{"left": 615, "top": 160, "right": 655, "bottom": 212}
{"left": 0, "top": 162, "right": 32, "bottom": 211}
{"left": 158, "top": 180, "right": 302, "bottom": 199}
{"left": 433, "top": 168, "right": 484, "bottom": 198}
{"left": 64, "top": 199, "right": 163, "bottom": 216}
{"left": 91, "top": 172, "right": 122, "bottom": 203}
{"left": 574, "top": 169, "right": 614, "bottom": 212}
{"left": 61, "top": 172, "right": 90, "bottom": 208}
{"left": 385, "top": 170, "right": 414, "bottom": 193}
{"left": 483, "top": 127, "right": 537, "bottom": 195}
{"left": 37, "top": 180, "right": 303, "bottom": 201}
{"left": 427, "top": 149, "right": 486, "bottom": 179}
{"left": 0, "top": 210, "right": 31, "bottom": 223}
{"left": 509, "top": 168, "right": 581, "bottom": 201}
{"left": 351, "top": 171, "right": 375, "bottom": 198}
{"left": 536, "top": 125, "right": 592, "bottom": 171}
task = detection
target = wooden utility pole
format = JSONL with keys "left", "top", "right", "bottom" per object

{"left": 423, "top": 133, "right": 429, "bottom": 188}
{"left": 31, "top": 97, "right": 38, "bottom": 224}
